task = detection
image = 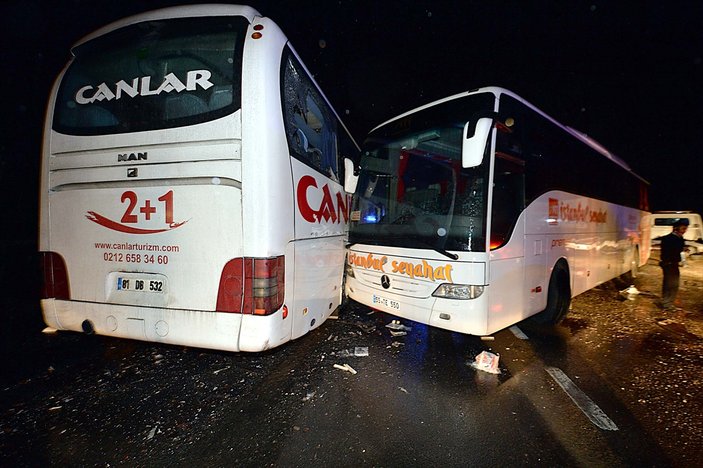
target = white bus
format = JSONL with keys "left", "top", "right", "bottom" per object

{"left": 345, "top": 87, "right": 650, "bottom": 335}
{"left": 39, "top": 5, "right": 359, "bottom": 352}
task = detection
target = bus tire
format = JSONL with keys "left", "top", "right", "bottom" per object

{"left": 530, "top": 261, "right": 571, "bottom": 325}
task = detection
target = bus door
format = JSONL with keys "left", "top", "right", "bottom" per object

{"left": 488, "top": 113, "right": 530, "bottom": 327}
{"left": 492, "top": 100, "right": 545, "bottom": 319}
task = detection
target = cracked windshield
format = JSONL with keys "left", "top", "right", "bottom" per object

{"left": 349, "top": 94, "right": 494, "bottom": 253}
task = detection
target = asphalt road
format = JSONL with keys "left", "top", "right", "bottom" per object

{"left": 1, "top": 257, "right": 701, "bottom": 466}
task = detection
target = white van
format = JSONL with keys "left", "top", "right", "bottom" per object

{"left": 651, "top": 211, "right": 703, "bottom": 254}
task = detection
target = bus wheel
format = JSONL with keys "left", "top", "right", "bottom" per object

{"left": 530, "top": 261, "right": 571, "bottom": 325}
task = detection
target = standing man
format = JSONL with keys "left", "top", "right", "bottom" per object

{"left": 659, "top": 218, "right": 689, "bottom": 309}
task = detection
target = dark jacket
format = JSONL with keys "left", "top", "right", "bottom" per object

{"left": 660, "top": 232, "right": 685, "bottom": 265}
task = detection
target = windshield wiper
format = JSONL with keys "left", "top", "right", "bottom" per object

{"left": 420, "top": 241, "right": 459, "bottom": 260}
{"left": 387, "top": 234, "right": 459, "bottom": 260}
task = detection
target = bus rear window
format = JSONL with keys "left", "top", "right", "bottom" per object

{"left": 53, "top": 16, "right": 247, "bottom": 135}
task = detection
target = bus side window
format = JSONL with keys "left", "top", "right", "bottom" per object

{"left": 281, "top": 50, "right": 339, "bottom": 181}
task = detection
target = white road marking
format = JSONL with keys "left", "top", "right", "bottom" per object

{"left": 545, "top": 366, "right": 619, "bottom": 431}
{"left": 509, "top": 325, "right": 529, "bottom": 340}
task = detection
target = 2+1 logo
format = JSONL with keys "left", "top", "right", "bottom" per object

{"left": 86, "top": 190, "right": 187, "bottom": 234}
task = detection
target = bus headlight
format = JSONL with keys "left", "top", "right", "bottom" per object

{"left": 432, "top": 284, "right": 484, "bottom": 300}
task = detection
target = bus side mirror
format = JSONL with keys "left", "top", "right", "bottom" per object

{"left": 344, "top": 157, "right": 359, "bottom": 194}
{"left": 462, "top": 117, "right": 493, "bottom": 168}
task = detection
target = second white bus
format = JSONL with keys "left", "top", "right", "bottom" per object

{"left": 39, "top": 5, "right": 358, "bottom": 351}
{"left": 345, "top": 87, "right": 650, "bottom": 334}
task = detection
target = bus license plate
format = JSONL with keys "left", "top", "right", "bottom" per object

{"left": 117, "top": 277, "right": 165, "bottom": 293}
{"left": 372, "top": 294, "right": 400, "bottom": 309}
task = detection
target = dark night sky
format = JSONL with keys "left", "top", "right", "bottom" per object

{"left": 1, "top": 1, "right": 702, "bottom": 268}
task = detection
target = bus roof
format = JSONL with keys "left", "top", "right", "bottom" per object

{"left": 370, "top": 86, "right": 648, "bottom": 184}
{"left": 71, "top": 4, "right": 262, "bottom": 51}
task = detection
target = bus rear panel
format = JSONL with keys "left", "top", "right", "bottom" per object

{"left": 40, "top": 6, "right": 355, "bottom": 351}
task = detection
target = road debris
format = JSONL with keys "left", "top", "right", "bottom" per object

{"left": 656, "top": 319, "right": 700, "bottom": 340}
{"left": 333, "top": 363, "right": 358, "bottom": 375}
{"left": 619, "top": 285, "right": 641, "bottom": 300}
{"left": 509, "top": 325, "right": 529, "bottom": 340}
{"left": 353, "top": 347, "right": 369, "bottom": 356}
{"left": 213, "top": 366, "right": 230, "bottom": 375}
{"left": 302, "top": 391, "right": 316, "bottom": 402}
{"left": 469, "top": 351, "right": 501, "bottom": 374}
{"left": 398, "top": 386, "right": 409, "bottom": 394}
{"left": 386, "top": 320, "right": 412, "bottom": 332}
{"left": 337, "top": 347, "right": 369, "bottom": 357}
{"left": 389, "top": 330, "right": 407, "bottom": 337}
{"left": 146, "top": 426, "right": 157, "bottom": 440}
{"left": 355, "top": 322, "right": 377, "bottom": 333}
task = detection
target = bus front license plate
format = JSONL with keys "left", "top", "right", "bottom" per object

{"left": 372, "top": 294, "right": 399, "bottom": 309}
{"left": 117, "top": 277, "right": 165, "bottom": 293}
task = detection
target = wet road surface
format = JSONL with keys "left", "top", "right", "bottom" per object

{"left": 1, "top": 256, "right": 701, "bottom": 466}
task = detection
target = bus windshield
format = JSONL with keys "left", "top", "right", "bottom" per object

{"left": 349, "top": 93, "right": 495, "bottom": 253}
{"left": 54, "top": 16, "right": 248, "bottom": 135}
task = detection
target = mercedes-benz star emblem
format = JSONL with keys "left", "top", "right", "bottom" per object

{"left": 381, "top": 275, "right": 391, "bottom": 289}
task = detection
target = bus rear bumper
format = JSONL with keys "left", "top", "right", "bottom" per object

{"left": 41, "top": 299, "right": 291, "bottom": 352}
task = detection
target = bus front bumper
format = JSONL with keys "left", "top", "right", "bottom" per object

{"left": 345, "top": 278, "right": 490, "bottom": 335}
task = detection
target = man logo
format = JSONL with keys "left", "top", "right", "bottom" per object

{"left": 381, "top": 275, "right": 391, "bottom": 289}
{"left": 118, "top": 152, "right": 147, "bottom": 162}
{"left": 127, "top": 168, "right": 138, "bottom": 178}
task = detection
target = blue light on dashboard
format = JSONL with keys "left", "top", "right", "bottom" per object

{"left": 363, "top": 214, "right": 378, "bottom": 223}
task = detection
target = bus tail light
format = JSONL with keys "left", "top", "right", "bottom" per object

{"left": 216, "top": 256, "right": 285, "bottom": 315}
{"left": 40, "top": 252, "right": 70, "bottom": 300}
{"left": 432, "top": 283, "right": 484, "bottom": 300}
